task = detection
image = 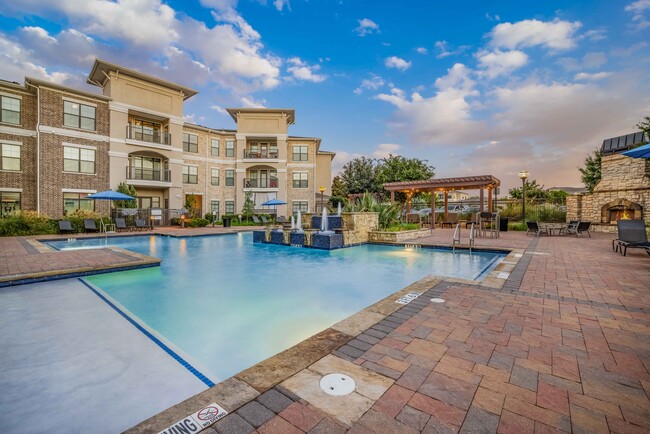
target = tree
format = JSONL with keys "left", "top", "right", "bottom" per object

{"left": 578, "top": 149, "right": 601, "bottom": 193}
{"left": 339, "top": 156, "right": 381, "bottom": 195}
{"left": 331, "top": 175, "right": 346, "bottom": 197}
{"left": 508, "top": 179, "right": 549, "bottom": 199}
{"left": 375, "top": 154, "right": 435, "bottom": 201}
{"left": 114, "top": 182, "right": 137, "bottom": 208}
{"left": 242, "top": 191, "right": 255, "bottom": 221}
{"left": 636, "top": 115, "right": 650, "bottom": 138}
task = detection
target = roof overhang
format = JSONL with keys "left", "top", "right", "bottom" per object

{"left": 87, "top": 58, "right": 198, "bottom": 100}
{"left": 226, "top": 108, "right": 295, "bottom": 125}
{"left": 25, "top": 77, "right": 112, "bottom": 102}
{"left": 383, "top": 175, "right": 501, "bottom": 192}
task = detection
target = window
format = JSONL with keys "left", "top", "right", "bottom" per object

{"left": 210, "top": 200, "right": 220, "bottom": 220}
{"left": 131, "top": 156, "right": 164, "bottom": 181}
{"left": 225, "top": 200, "right": 235, "bottom": 214}
{"left": 63, "top": 146, "right": 95, "bottom": 174}
{"left": 211, "top": 138, "right": 219, "bottom": 156}
{"left": 129, "top": 118, "right": 165, "bottom": 143}
{"left": 211, "top": 168, "right": 220, "bottom": 186}
{"left": 183, "top": 133, "right": 198, "bottom": 153}
{"left": 1, "top": 95, "right": 20, "bottom": 125}
{"left": 1, "top": 143, "right": 21, "bottom": 171}
{"left": 226, "top": 140, "right": 235, "bottom": 157}
{"left": 63, "top": 193, "right": 94, "bottom": 215}
{"left": 292, "top": 200, "right": 308, "bottom": 216}
{"left": 292, "top": 172, "right": 308, "bottom": 188}
{"left": 292, "top": 145, "right": 308, "bottom": 161}
{"left": 182, "top": 165, "right": 198, "bottom": 184}
{"left": 0, "top": 192, "right": 20, "bottom": 217}
{"left": 225, "top": 169, "right": 234, "bottom": 186}
{"left": 64, "top": 100, "right": 96, "bottom": 130}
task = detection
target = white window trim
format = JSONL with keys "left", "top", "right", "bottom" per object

{"left": 62, "top": 96, "right": 97, "bottom": 108}
{"left": 62, "top": 188, "right": 97, "bottom": 194}
{"left": 0, "top": 91, "right": 22, "bottom": 100}
{"left": 1, "top": 139, "right": 22, "bottom": 146}
{"left": 62, "top": 142, "right": 97, "bottom": 151}
{"left": 1, "top": 188, "right": 23, "bottom": 193}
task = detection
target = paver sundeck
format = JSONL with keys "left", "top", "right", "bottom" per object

{"left": 1, "top": 227, "right": 649, "bottom": 433}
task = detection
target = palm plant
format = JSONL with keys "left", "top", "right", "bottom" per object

{"left": 344, "top": 192, "right": 401, "bottom": 229}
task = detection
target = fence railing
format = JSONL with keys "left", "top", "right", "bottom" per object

{"left": 125, "top": 166, "right": 171, "bottom": 182}
{"left": 126, "top": 125, "right": 171, "bottom": 145}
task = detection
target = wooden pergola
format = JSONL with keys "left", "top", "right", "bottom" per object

{"left": 383, "top": 175, "right": 501, "bottom": 228}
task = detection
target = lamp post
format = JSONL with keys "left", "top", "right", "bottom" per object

{"left": 319, "top": 186, "right": 325, "bottom": 213}
{"left": 518, "top": 170, "right": 529, "bottom": 222}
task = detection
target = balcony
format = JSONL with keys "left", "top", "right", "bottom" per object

{"left": 244, "top": 177, "right": 278, "bottom": 189}
{"left": 244, "top": 149, "right": 278, "bottom": 159}
{"left": 126, "top": 125, "right": 171, "bottom": 145}
{"left": 126, "top": 166, "right": 172, "bottom": 186}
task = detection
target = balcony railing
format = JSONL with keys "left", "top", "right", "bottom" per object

{"left": 126, "top": 166, "right": 171, "bottom": 182}
{"left": 126, "top": 125, "right": 171, "bottom": 145}
{"left": 244, "top": 149, "right": 278, "bottom": 159}
{"left": 244, "top": 177, "right": 278, "bottom": 188}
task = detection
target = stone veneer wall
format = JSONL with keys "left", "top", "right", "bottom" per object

{"left": 566, "top": 154, "right": 650, "bottom": 233}
{"left": 302, "top": 212, "right": 378, "bottom": 244}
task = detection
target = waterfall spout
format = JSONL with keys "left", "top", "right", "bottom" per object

{"left": 320, "top": 207, "right": 334, "bottom": 235}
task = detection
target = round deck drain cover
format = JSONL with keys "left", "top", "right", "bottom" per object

{"left": 430, "top": 298, "right": 445, "bottom": 303}
{"left": 320, "top": 373, "right": 356, "bottom": 396}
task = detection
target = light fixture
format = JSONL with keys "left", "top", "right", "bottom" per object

{"left": 518, "top": 170, "right": 528, "bottom": 222}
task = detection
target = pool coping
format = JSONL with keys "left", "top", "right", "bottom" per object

{"left": 124, "top": 246, "right": 524, "bottom": 433}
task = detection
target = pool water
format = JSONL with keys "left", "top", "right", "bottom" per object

{"left": 48, "top": 233, "right": 504, "bottom": 382}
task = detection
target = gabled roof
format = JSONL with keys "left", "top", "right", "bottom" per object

{"left": 383, "top": 175, "right": 500, "bottom": 191}
{"left": 87, "top": 59, "right": 198, "bottom": 100}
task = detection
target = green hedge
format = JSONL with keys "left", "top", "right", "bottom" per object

{"left": 0, "top": 212, "right": 58, "bottom": 236}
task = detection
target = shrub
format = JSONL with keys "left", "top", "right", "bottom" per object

{"left": 188, "top": 218, "right": 210, "bottom": 228}
{"left": 0, "top": 211, "right": 58, "bottom": 236}
{"left": 384, "top": 223, "right": 420, "bottom": 232}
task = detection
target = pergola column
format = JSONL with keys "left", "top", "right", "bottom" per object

{"left": 444, "top": 191, "right": 449, "bottom": 221}
{"left": 430, "top": 190, "right": 436, "bottom": 229}
{"left": 488, "top": 186, "right": 493, "bottom": 212}
{"left": 479, "top": 187, "right": 485, "bottom": 212}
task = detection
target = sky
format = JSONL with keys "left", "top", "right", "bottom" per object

{"left": 0, "top": 0, "right": 649, "bottom": 192}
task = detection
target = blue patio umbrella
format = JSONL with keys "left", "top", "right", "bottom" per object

{"left": 86, "top": 190, "right": 136, "bottom": 201}
{"left": 622, "top": 142, "right": 650, "bottom": 158}
{"left": 261, "top": 199, "right": 287, "bottom": 206}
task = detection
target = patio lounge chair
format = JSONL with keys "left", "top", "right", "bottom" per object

{"left": 135, "top": 219, "right": 149, "bottom": 231}
{"left": 252, "top": 215, "right": 261, "bottom": 224}
{"left": 260, "top": 216, "right": 270, "bottom": 224}
{"left": 84, "top": 219, "right": 98, "bottom": 233}
{"left": 526, "top": 221, "right": 546, "bottom": 236}
{"left": 276, "top": 216, "right": 287, "bottom": 224}
{"left": 574, "top": 221, "right": 591, "bottom": 237}
{"left": 565, "top": 220, "right": 579, "bottom": 234}
{"left": 614, "top": 219, "right": 650, "bottom": 256}
{"left": 115, "top": 218, "right": 129, "bottom": 232}
{"left": 58, "top": 220, "right": 75, "bottom": 234}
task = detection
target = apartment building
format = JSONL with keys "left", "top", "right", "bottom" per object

{"left": 0, "top": 59, "right": 334, "bottom": 220}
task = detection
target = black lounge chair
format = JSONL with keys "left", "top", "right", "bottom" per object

{"left": 261, "top": 216, "right": 270, "bottom": 224}
{"left": 614, "top": 220, "right": 650, "bottom": 256}
{"left": 565, "top": 220, "right": 579, "bottom": 235}
{"left": 84, "top": 219, "right": 98, "bottom": 233}
{"left": 276, "top": 216, "right": 287, "bottom": 224}
{"left": 574, "top": 221, "right": 591, "bottom": 237}
{"left": 252, "top": 215, "right": 261, "bottom": 224}
{"left": 115, "top": 218, "right": 129, "bottom": 232}
{"left": 58, "top": 220, "right": 75, "bottom": 234}
{"left": 526, "top": 221, "right": 546, "bottom": 236}
{"left": 135, "top": 219, "right": 149, "bottom": 231}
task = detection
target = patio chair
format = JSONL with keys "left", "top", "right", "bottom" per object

{"left": 442, "top": 213, "right": 458, "bottom": 229}
{"left": 135, "top": 219, "right": 149, "bottom": 231}
{"left": 565, "top": 220, "right": 579, "bottom": 235}
{"left": 115, "top": 218, "right": 129, "bottom": 232}
{"left": 276, "top": 216, "right": 287, "bottom": 224}
{"left": 526, "top": 221, "right": 547, "bottom": 237}
{"left": 614, "top": 219, "right": 650, "bottom": 256}
{"left": 252, "top": 215, "right": 261, "bottom": 224}
{"left": 574, "top": 221, "right": 591, "bottom": 237}
{"left": 58, "top": 220, "right": 75, "bottom": 234}
{"left": 261, "top": 216, "right": 270, "bottom": 224}
{"left": 83, "top": 219, "right": 98, "bottom": 233}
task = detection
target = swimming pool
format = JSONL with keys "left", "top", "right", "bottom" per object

{"left": 47, "top": 233, "right": 504, "bottom": 383}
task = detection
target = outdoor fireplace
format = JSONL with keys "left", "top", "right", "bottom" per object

{"left": 601, "top": 199, "right": 642, "bottom": 224}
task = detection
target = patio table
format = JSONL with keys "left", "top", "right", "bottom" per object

{"left": 542, "top": 223, "right": 567, "bottom": 236}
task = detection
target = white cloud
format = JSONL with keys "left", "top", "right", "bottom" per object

{"left": 209, "top": 104, "right": 228, "bottom": 114}
{"left": 582, "top": 52, "right": 607, "bottom": 68}
{"left": 489, "top": 19, "right": 582, "bottom": 50}
{"left": 372, "top": 144, "right": 400, "bottom": 158}
{"left": 240, "top": 95, "right": 266, "bottom": 108}
{"left": 354, "top": 73, "right": 385, "bottom": 94}
{"left": 355, "top": 18, "right": 379, "bottom": 36}
{"left": 416, "top": 47, "right": 428, "bottom": 54}
{"left": 286, "top": 57, "right": 327, "bottom": 83}
{"left": 0, "top": 0, "right": 283, "bottom": 96}
{"left": 476, "top": 49, "right": 528, "bottom": 78}
{"left": 273, "top": 0, "right": 291, "bottom": 11}
{"left": 331, "top": 151, "right": 364, "bottom": 176}
{"left": 611, "top": 41, "right": 648, "bottom": 57}
{"left": 625, "top": 0, "right": 650, "bottom": 29}
{"left": 434, "top": 40, "right": 471, "bottom": 59}
{"left": 574, "top": 71, "right": 612, "bottom": 80}
{"left": 486, "top": 13, "right": 501, "bottom": 22}
{"left": 384, "top": 56, "right": 411, "bottom": 71}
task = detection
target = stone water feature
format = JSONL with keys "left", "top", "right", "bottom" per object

{"left": 253, "top": 208, "right": 361, "bottom": 250}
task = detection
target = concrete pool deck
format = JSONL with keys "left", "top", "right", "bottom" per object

{"left": 1, "top": 227, "right": 649, "bottom": 433}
